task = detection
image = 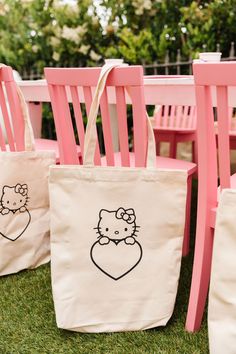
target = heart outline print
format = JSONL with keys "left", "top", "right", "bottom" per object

{"left": 90, "top": 207, "right": 143, "bottom": 280}
{"left": 0, "top": 183, "right": 31, "bottom": 241}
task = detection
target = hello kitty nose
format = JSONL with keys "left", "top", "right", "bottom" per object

{"left": 114, "top": 231, "right": 119, "bottom": 235}
{"left": 13, "top": 202, "right": 16, "bottom": 206}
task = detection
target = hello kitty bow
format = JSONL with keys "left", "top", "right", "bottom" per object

{"left": 116, "top": 208, "right": 136, "bottom": 224}
{"left": 15, "top": 184, "right": 28, "bottom": 196}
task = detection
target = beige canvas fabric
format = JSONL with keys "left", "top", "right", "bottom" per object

{"left": 208, "top": 189, "right": 236, "bottom": 354}
{"left": 49, "top": 63, "right": 188, "bottom": 332}
{"left": 0, "top": 73, "right": 55, "bottom": 275}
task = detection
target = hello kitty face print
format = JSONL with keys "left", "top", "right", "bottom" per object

{"left": 95, "top": 208, "right": 138, "bottom": 245}
{"left": 1, "top": 184, "right": 29, "bottom": 215}
{"left": 90, "top": 207, "right": 143, "bottom": 280}
{"left": 0, "top": 183, "right": 31, "bottom": 241}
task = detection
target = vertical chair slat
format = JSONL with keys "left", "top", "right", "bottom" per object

{"left": 192, "top": 106, "right": 197, "bottom": 129}
{"left": 129, "top": 85, "right": 147, "bottom": 167}
{"left": 216, "top": 86, "right": 231, "bottom": 189}
{"left": 187, "top": 106, "right": 196, "bottom": 129}
{"left": 154, "top": 105, "right": 162, "bottom": 127}
{"left": 116, "top": 86, "right": 130, "bottom": 166}
{"left": 196, "top": 85, "right": 218, "bottom": 206}
{"left": 175, "top": 105, "right": 182, "bottom": 128}
{"left": 0, "top": 82, "right": 15, "bottom": 151}
{"left": 48, "top": 84, "right": 79, "bottom": 164}
{"left": 100, "top": 88, "right": 115, "bottom": 166}
{"left": 83, "top": 86, "right": 101, "bottom": 165}
{"left": 169, "top": 105, "right": 176, "bottom": 128}
{"left": 5, "top": 81, "right": 25, "bottom": 151}
{"left": 83, "top": 86, "right": 92, "bottom": 118}
{"left": 186, "top": 106, "right": 193, "bottom": 129}
{"left": 181, "top": 105, "right": 189, "bottom": 129}
{"left": 162, "top": 105, "right": 169, "bottom": 128}
{"left": 70, "top": 86, "right": 85, "bottom": 157}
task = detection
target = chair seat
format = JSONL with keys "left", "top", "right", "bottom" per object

{"left": 156, "top": 155, "right": 196, "bottom": 175}
{"left": 35, "top": 139, "right": 81, "bottom": 163}
{"left": 101, "top": 152, "right": 196, "bottom": 176}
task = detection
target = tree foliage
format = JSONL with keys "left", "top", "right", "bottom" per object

{"left": 0, "top": 0, "right": 235, "bottom": 75}
{"left": 0, "top": 0, "right": 105, "bottom": 73}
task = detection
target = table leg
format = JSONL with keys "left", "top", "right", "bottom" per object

{"left": 27, "top": 102, "right": 42, "bottom": 138}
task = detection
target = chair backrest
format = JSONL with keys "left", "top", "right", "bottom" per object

{"left": 44, "top": 66, "right": 148, "bottom": 167}
{"left": 193, "top": 62, "right": 236, "bottom": 208}
{"left": 0, "top": 65, "right": 25, "bottom": 151}
{"left": 154, "top": 104, "right": 196, "bottom": 130}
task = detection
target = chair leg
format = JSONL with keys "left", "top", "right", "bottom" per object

{"left": 182, "top": 175, "right": 192, "bottom": 257}
{"left": 192, "top": 139, "right": 198, "bottom": 164}
{"left": 192, "top": 141, "right": 195, "bottom": 163}
{"left": 169, "top": 136, "right": 177, "bottom": 159}
{"left": 155, "top": 140, "right": 161, "bottom": 156}
{"left": 185, "top": 220, "right": 214, "bottom": 332}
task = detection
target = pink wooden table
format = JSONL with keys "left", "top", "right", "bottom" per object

{"left": 17, "top": 76, "right": 196, "bottom": 140}
{"left": 18, "top": 76, "right": 196, "bottom": 104}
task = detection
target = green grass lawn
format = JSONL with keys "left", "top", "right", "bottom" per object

{"left": 0, "top": 181, "right": 209, "bottom": 354}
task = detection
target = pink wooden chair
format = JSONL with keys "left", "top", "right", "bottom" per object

{"left": 44, "top": 66, "right": 196, "bottom": 256}
{"left": 152, "top": 104, "right": 197, "bottom": 162}
{"left": 152, "top": 100, "right": 236, "bottom": 165}
{"left": 0, "top": 65, "right": 74, "bottom": 161}
{"left": 186, "top": 61, "right": 236, "bottom": 332}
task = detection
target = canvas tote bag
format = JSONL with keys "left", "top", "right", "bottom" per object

{"left": 208, "top": 189, "right": 236, "bottom": 354}
{"left": 49, "top": 63, "right": 188, "bottom": 332}
{"left": 0, "top": 67, "right": 56, "bottom": 275}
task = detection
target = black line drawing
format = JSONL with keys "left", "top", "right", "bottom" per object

{"left": 0, "top": 183, "right": 31, "bottom": 241}
{"left": 90, "top": 207, "right": 143, "bottom": 280}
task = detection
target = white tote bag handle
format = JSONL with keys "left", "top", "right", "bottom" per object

{"left": 0, "top": 64, "right": 35, "bottom": 151}
{"left": 83, "top": 63, "right": 156, "bottom": 168}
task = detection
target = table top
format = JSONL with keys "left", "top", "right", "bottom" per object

{"left": 17, "top": 76, "right": 197, "bottom": 106}
{"left": 17, "top": 76, "right": 195, "bottom": 86}
{"left": 144, "top": 75, "right": 194, "bottom": 85}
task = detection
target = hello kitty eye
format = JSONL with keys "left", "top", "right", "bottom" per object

{"left": 7, "top": 201, "right": 9, "bottom": 204}
{"left": 20, "top": 200, "right": 22, "bottom": 202}
{"left": 124, "top": 227, "right": 128, "bottom": 231}
{"left": 105, "top": 228, "right": 109, "bottom": 232}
